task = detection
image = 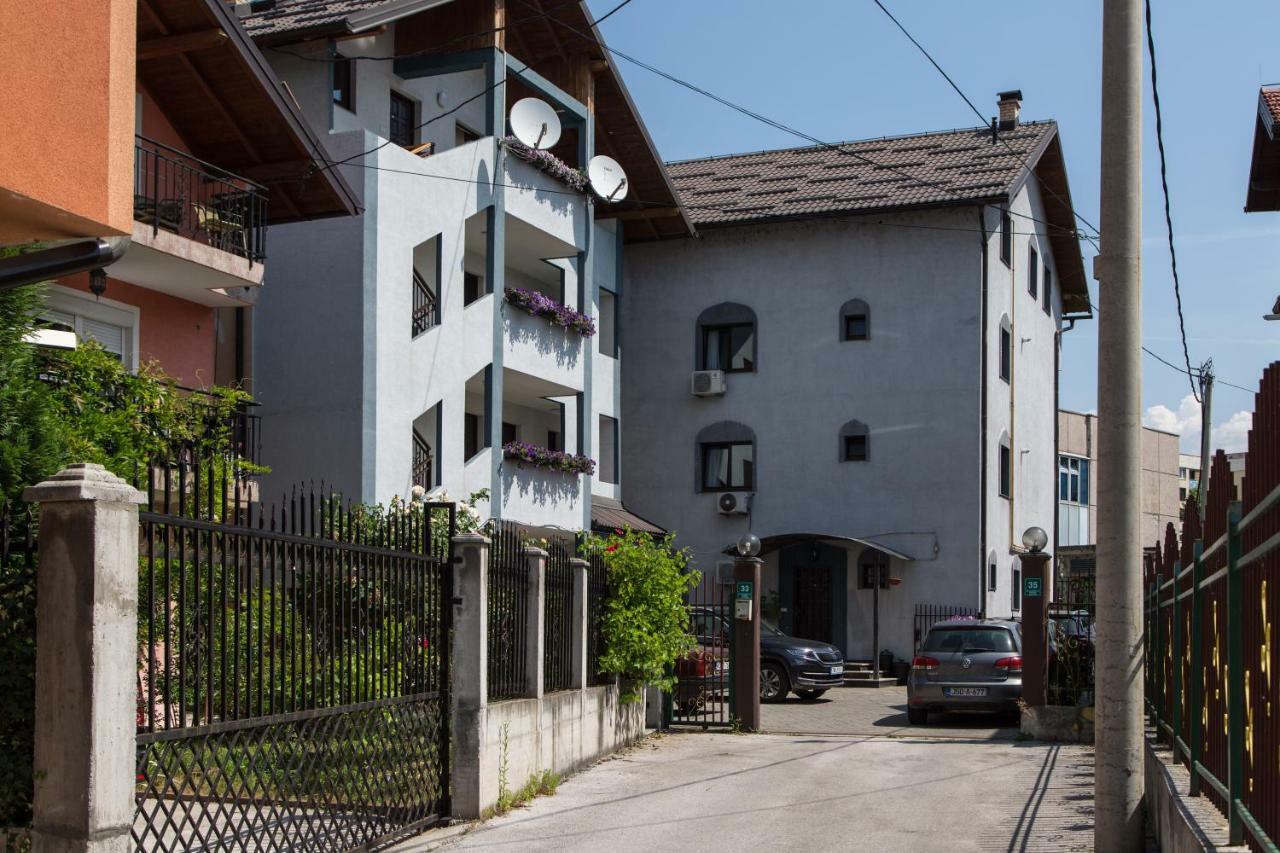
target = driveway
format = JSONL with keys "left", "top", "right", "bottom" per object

{"left": 406, "top": 732, "right": 1095, "bottom": 853}
{"left": 761, "top": 684, "right": 1020, "bottom": 740}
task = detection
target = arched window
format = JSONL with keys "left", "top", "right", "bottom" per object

{"left": 696, "top": 303, "right": 756, "bottom": 373}
{"left": 999, "top": 314, "right": 1012, "bottom": 382}
{"left": 839, "top": 419, "right": 869, "bottom": 462}
{"left": 696, "top": 421, "right": 755, "bottom": 491}
{"left": 840, "top": 298, "right": 870, "bottom": 341}
{"left": 987, "top": 550, "right": 999, "bottom": 591}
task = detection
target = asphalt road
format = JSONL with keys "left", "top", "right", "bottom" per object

{"left": 759, "top": 683, "right": 1020, "bottom": 739}
{"left": 404, "top": 732, "right": 1095, "bottom": 853}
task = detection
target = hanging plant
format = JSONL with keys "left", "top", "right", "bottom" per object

{"left": 504, "top": 287, "right": 596, "bottom": 337}
{"left": 503, "top": 441, "right": 595, "bottom": 476}
{"left": 502, "top": 136, "right": 589, "bottom": 193}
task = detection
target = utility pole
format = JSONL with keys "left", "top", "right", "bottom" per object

{"left": 1198, "top": 361, "right": 1214, "bottom": 521}
{"left": 1095, "top": 0, "right": 1145, "bottom": 848}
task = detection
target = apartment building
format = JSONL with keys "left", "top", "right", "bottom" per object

{"left": 244, "top": 0, "right": 688, "bottom": 529}
{"left": 621, "top": 94, "right": 1091, "bottom": 661}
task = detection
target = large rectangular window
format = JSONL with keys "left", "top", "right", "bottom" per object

{"left": 599, "top": 289, "right": 618, "bottom": 357}
{"left": 701, "top": 323, "right": 755, "bottom": 372}
{"left": 1058, "top": 455, "right": 1090, "bottom": 504}
{"left": 389, "top": 91, "right": 416, "bottom": 147}
{"left": 599, "top": 415, "right": 619, "bottom": 484}
{"left": 701, "top": 441, "right": 754, "bottom": 491}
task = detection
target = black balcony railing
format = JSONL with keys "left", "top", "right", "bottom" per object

{"left": 134, "top": 135, "right": 268, "bottom": 264}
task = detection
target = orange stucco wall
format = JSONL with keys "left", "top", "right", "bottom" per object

{"left": 56, "top": 272, "right": 217, "bottom": 388}
{"left": 0, "top": 0, "right": 136, "bottom": 244}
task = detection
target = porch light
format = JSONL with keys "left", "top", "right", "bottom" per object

{"left": 736, "top": 533, "right": 761, "bottom": 558}
{"left": 89, "top": 268, "right": 107, "bottom": 299}
{"left": 1022, "top": 526, "right": 1048, "bottom": 553}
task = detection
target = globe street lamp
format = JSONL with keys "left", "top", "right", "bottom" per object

{"left": 736, "top": 533, "right": 761, "bottom": 558}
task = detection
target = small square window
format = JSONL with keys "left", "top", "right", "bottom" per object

{"left": 701, "top": 323, "right": 755, "bottom": 372}
{"left": 701, "top": 441, "right": 753, "bottom": 491}
{"left": 843, "top": 433, "right": 867, "bottom": 462}
{"left": 844, "top": 313, "right": 868, "bottom": 341}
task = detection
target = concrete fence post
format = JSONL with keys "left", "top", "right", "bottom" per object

{"left": 450, "top": 532, "right": 489, "bottom": 820}
{"left": 22, "top": 463, "right": 144, "bottom": 853}
{"left": 569, "top": 558, "right": 589, "bottom": 690}
{"left": 524, "top": 547, "right": 547, "bottom": 698}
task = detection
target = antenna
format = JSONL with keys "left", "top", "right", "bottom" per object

{"left": 509, "top": 98, "right": 561, "bottom": 150}
{"left": 587, "top": 155, "right": 629, "bottom": 202}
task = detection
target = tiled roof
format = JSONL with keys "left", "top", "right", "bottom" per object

{"left": 666, "top": 121, "right": 1057, "bottom": 226}
{"left": 1263, "top": 87, "right": 1280, "bottom": 127}
{"left": 241, "top": 0, "right": 386, "bottom": 37}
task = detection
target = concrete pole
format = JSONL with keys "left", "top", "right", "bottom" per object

{"left": 22, "top": 463, "right": 144, "bottom": 853}
{"left": 1095, "top": 0, "right": 1145, "bottom": 847}
{"left": 569, "top": 557, "right": 590, "bottom": 690}
{"left": 450, "top": 532, "right": 489, "bottom": 819}
{"left": 524, "top": 547, "right": 547, "bottom": 698}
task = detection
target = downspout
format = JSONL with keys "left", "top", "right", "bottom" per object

{"left": 978, "top": 206, "right": 989, "bottom": 619}
{"left": 0, "top": 237, "right": 130, "bottom": 293}
{"left": 1008, "top": 213, "right": 1017, "bottom": 565}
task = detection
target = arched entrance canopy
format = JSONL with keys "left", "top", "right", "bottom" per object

{"left": 720, "top": 532, "right": 917, "bottom": 562}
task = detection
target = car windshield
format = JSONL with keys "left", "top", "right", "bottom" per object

{"left": 760, "top": 618, "right": 784, "bottom": 637}
{"left": 923, "top": 627, "right": 1016, "bottom": 654}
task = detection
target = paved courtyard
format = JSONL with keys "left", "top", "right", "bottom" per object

{"left": 404, "top": 732, "right": 1095, "bottom": 853}
{"left": 759, "top": 684, "right": 1020, "bottom": 739}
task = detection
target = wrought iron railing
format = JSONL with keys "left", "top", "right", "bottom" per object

{"left": 543, "top": 537, "right": 574, "bottom": 692}
{"left": 587, "top": 550, "right": 613, "bottom": 686}
{"left": 912, "top": 603, "right": 979, "bottom": 653}
{"left": 1144, "top": 362, "right": 1280, "bottom": 852}
{"left": 134, "top": 134, "right": 268, "bottom": 264}
{"left": 412, "top": 269, "right": 439, "bottom": 337}
{"left": 487, "top": 520, "right": 528, "bottom": 701}
{"left": 413, "top": 430, "right": 433, "bottom": 490}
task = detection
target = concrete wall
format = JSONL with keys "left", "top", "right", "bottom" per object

{"left": 1144, "top": 733, "right": 1238, "bottom": 852}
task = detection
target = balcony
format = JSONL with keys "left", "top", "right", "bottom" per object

{"left": 106, "top": 136, "right": 269, "bottom": 306}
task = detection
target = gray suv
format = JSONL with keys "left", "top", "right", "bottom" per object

{"left": 907, "top": 619, "right": 1022, "bottom": 724}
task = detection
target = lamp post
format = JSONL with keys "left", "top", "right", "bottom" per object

{"left": 1020, "top": 526, "right": 1050, "bottom": 710}
{"left": 732, "top": 533, "right": 762, "bottom": 731}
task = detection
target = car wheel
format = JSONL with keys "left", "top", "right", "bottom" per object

{"left": 760, "top": 662, "right": 788, "bottom": 703}
{"left": 795, "top": 689, "right": 826, "bottom": 701}
{"left": 907, "top": 707, "right": 928, "bottom": 725}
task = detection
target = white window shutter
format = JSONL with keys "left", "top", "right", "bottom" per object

{"left": 79, "top": 317, "right": 127, "bottom": 361}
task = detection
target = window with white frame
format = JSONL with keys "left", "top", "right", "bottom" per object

{"left": 1058, "top": 455, "right": 1090, "bottom": 505}
{"left": 36, "top": 286, "right": 138, "bottom": 370}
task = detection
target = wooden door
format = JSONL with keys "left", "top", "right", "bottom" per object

{"left": 793, "top": 564, "right": 832, "bottom": 643}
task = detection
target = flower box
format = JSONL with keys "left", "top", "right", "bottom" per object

{"left": 502, "top": 136, "right": 589, "bottom": 193}
{"left": 504, "top": 287, "right": 596, "bottom": 337}
{"left": 503, "top": 441, "right": 596, "bottom": 476}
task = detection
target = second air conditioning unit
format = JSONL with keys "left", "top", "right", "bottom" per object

{"left": 690, "top": 370, "right": 726, "bottom": 397}
{"left": 716, "top": 492, "right": 751, "bottom": 516}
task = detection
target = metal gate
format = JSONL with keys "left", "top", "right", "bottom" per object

{"left": 133, "top": 460, "right": 455, "bottom": 852}
{"left": 667, "top": 575, "right": 734, "bottom": 728}
{"left": 1047, "top": 567, "right": 1096, "bottom": 705}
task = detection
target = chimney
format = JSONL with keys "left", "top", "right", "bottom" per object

{"left": 997, "top": 90, "right": 1022, "bottom": 131}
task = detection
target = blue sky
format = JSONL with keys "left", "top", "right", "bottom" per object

{"left": 590, "top": 0, "right": 1280, "bottom": 452}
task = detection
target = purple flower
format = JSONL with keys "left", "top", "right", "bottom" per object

{"left": 502, "top": 441, "right": 596, "bottom": 476}
{"left": 503, "top": 137, "right": 590, "bottom": 192}
{"left": 504, "top": 287, "right": 597, "bottom": 337}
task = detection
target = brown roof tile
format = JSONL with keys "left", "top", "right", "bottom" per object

{"left": 667, "top": 122, "right": 1057, "bottom": 226}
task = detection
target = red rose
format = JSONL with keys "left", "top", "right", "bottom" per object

{"left": 605, "top": 544, "right": 618, "bottom": 553}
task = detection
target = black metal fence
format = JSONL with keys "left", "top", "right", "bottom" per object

{"left": 134, "top": 134, "right": 268, "bottom": 263}
{"left": 487, "top": 520, "right": 528, "bottom": 701}
{"left": 1047, "top": 570, "right": 1096, "bottom": 706}
{"left": 667, "top": 578, "right": 732, "bottom": 729}
{"left": 543, "top": 537, "right": 575, "bottom": 692}
{"left": 913, "top": 603, "right": 980, "bottom": 653}
{"left": 132, "top": 459, "right": 455, "bottom": 852}
{"left": 587, "top": 551, "right": 613, "bottom": 686}
{"left": 0, "top": 501, "right": 37, "bottom": 829}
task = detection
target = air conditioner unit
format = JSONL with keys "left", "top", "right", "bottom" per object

{"left": 690, "top": 370, "right": 726, "bottom": 397}
{"left": 716, "top": 491, "right": 751, "bottom": 516}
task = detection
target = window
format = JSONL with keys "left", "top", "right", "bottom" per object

{"left": 1011, "top": 565, "right": 1022, "bottom": 611}
{"left": 389, "top": 91, "right": 416, "bottom": 147}
{"left": 696, "top": 303, "right": 756, "bottom": 372}
{"left": 701, "top": 323, "right": 755, "bottom": 372}
{"left": 839, "top": 419, "right": 869, "bottom": 462}
{"left": 1180, "top": 486, "right": 1188, "bottom": 501}
{"left": 988, "top": 560, "right": 998, "bottom": 592}
{"left": 37, "top": 286, "right": 138, "bottom": 370}
{"left": 547, "top": 430, "right": 561, "bottom": 452}
{"left": 1058, "top": 456, "right": 1090, "bottom": 504}
{"left": 501, "top": 422, "right": 518, "bottom": 445}
{"left": 858, "top": 549, "right": 890, "bottom": 590}
{"left": 455, "top": 122, "right": 481, "bottom": 147}
{"left": 1028, "top": 246, "right": 1038, "bottom": 298}
{"left": 332, "top": 56, "right": 354, "bottom": 112}
{"left": 599, "top": 289, "right": 618, "bottom": 357}
{"left": 701, "top": 442, "right": 753, "bottom": 491}
{"left": 999, "top": 322, "right": 1011, "bottom": 382}
{"left": 599, "top": 415, "right": 619, "bottom": 484}
{"left": 464, "top": 412, "right": 481, "bottom": 460}
{"left": 1043, "top": 265, "right": 1053, "bottom": 316}
{"left": 999, "top": 440, "right": 1011, "bottom": 498}
{"left": 839, "top": 298, "right": 870, "bottom": 341}
{"left": 1000, "top": 209, "right": 1012, "bottom": 265}
{"left": 923, "top": 626, "right": 1016, "bottom": 653}
{"left": 464, "top": 271, "right": 483, "bottom": 306}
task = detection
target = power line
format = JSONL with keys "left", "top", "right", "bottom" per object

{"left": 1144, "top": 0, "right": 1199, "bottom": 403}
{"left": 870, "top": 0, "right": 1102, "bottom": 250}
{"left": 507, "top": 0, "right": 1083, "bottom": 241}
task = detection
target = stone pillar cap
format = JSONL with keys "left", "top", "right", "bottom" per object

{"left": 23, "top": 463, "right": 144, "bottom": 505}
{"left": 525, "top": 546, "right": 549, "bottom": 557}
{"left": 453, "top": 532, "right": 491, "bottom": 545}
{"left": 569, "top": 557, "right": 590, "bottom": 567}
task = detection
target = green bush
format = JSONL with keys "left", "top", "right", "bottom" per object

{"left": 582, "top": 529, "right": 699, "bottom": 699}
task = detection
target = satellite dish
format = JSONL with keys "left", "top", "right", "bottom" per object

{"left": 587, "top": 155, "right": 629, "bottom": 201}
{"left": 509, "top": 98, "right": 561, "bottom": 150}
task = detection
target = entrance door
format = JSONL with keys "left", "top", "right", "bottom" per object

{"left": 793, "top": 564, "right": 833, "bottom": 643}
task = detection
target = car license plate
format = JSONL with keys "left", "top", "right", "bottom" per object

{"left": 944, "top": 687, "right": 987, "bottom": 697}
{"left": 830, "top": 665, "right": 844, "bottom": 676}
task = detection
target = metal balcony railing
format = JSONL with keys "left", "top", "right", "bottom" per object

{"left": 133, "top": 135, "right": 268, "bottom": 264}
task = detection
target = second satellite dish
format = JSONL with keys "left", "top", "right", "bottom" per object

{"left": 588, "top": 155, "right": 629, "bottom": 201}
{"left": 509, "top": 98, "right": 561, "bottom": 150}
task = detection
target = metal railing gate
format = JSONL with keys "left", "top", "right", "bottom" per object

{"left": 667, "top": 577, "right": 733, "bottom": 728}
{"left": 132, "top": 461, "right": 456, "bottom": 852}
